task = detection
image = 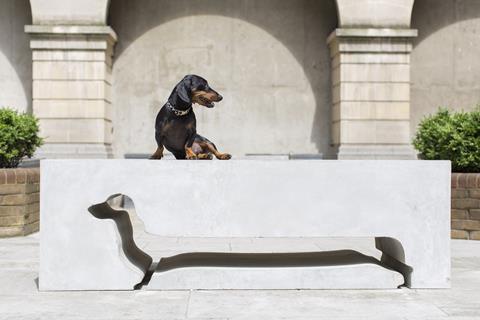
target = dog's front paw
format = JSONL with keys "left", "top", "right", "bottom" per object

{"left": 149, "top": 154, "right": 163, "bottom": 160}
{"left": 218, "top": 153, "right": 232, "bottom": 160}
{"left": 150, "top": 147, "right": 164, "bottom": 160}
{"left": 186, "top": 154, "right": 198, "bottom": 160}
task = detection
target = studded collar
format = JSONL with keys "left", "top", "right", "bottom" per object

{"left": 166, "top": 101, "right": 191, "bottom": 116}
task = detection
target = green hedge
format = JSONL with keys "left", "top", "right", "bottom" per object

{"left": 0, "top": 108, "right": 43, "bottom": 168}
{"left": 413, "top": 108, "right": 480, "bottom": 172}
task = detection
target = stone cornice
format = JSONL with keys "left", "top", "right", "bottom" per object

{"left": 25, "top": 25, "right": 117, "bottom": 42}
{"left": 327, "top": 28, "right": 418, "bottom": 45}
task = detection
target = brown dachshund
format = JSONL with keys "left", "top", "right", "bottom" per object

{"left": 150, "top": 75, "right": 231, "bottom": 160}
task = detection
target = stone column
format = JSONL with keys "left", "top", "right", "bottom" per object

{"left": 25, "top": 26, "right": 116, "bottom": 159}
{"left": 327, "top": 29, "right": 417, "bottom": 159}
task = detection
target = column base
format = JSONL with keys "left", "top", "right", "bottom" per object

{"left": 36, "top": 144, "right": 113, "bottom": 159}
{"left": 336, "top": 145, "right": 417, "bottom": 160}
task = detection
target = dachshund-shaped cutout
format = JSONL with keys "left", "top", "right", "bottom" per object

{"left": 150, "top": 75, "right": 232, "bottom": 160}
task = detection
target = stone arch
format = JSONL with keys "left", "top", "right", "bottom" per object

{"left": 107, "top": 0, "right": 339, "bottom": 158}
{"left": 336, "top": 0, "right": 415, "bottom": 28}
{"left": 104, "top": 0, "right": 416, "bottom": 29}
{"left": 0, "top": 0, "right": 32, "bottom": 113}
{"left": 29, "top": 0, "right": 110, "bottom": 25}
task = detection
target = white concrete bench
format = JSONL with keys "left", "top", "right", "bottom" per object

{"left": 39, "top": 160, "right": 451, "bottom": 290}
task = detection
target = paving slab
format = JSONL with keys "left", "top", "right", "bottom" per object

{"left": 0, "top": 235, "right": 479, "bottom": 319}
{"left": 186, "top": 289, "right": 448, "bottom": 319}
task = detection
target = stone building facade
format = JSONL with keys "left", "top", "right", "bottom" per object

{"left": 0, "top": 0, "right": 479, "bottom": 159}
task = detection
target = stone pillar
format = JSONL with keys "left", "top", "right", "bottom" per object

{"left": 327, "top": 29, "right": 417, "bottom": 159}
{"left": 25, "top": 25, "right": 116, "bottom": 159}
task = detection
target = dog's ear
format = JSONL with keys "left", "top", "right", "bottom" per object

{"left": 176, "top": 76, "right": 192, "bottom": 104}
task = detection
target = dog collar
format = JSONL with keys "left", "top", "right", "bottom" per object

{"left": 166, "top": 102, "right": 191, "bottom": 116}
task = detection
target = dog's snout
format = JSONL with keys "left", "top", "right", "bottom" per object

{"left": 217, "top": 94, "right": 223, "bottom": 101}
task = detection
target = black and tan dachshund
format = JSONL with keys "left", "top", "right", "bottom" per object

{"left": 150, "top": 75, "right": 231, "bottom": 160}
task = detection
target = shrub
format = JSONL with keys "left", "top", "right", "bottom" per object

{"left": 412, "top": 108, "right": 480, "bottom": 172}
{"left": 0, "top": 108, "right": 43, "bottom": 168}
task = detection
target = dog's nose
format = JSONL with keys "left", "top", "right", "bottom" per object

{"left": 217, "top": 95, "right": 223, "bottom": 101}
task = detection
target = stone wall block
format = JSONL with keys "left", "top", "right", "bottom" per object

{"left": 338, "top": 120, "right": 410, "bottom": 144}
{"left": 33, "top": 61, "right": 110, "bottom": 82}
{"left": 39, "top": 119, "right": 113, "bottom": 144}
{"left": 451, "top": 209, "right": 468, "bottom": 220}
{"left": 33, "top": 100, "right": 112, "bottom": 120}
{"left": 452, "top": 189, "right": 469, "bottom": 199}
{"left": 452, "top": 199, "right": 480, "bottom": 210}
{"left": 332, "top": 102, "right": 410, "bottom": 121}
{"left": 334, "top": 53, "right": 410, "bottom": 65}
{"left": 470, "top": 209, "right": 480, "bottom": 221}
{"left": 469, "top": 189, "right": 480, "bottom": 199}
{"left": 338, "top": 41, "right": 412, "bottom": 53}
{"left": 452, "top": 219, "right": 480, "bottom": 231}
{"left": 335, "top": 83, "right": 410, "bottom": 103}
{"left": 451, "top": 229, "right": 469, "bottom": 239}
{"left": 333, "top": 64, "right": 410, "bottom": 84}
{"left": 33, "top": 80, "right": 111, "bottom": 101}
{"left": 32, "top": 50, "right": 112, "bottom": 65}
{"left": 455, "top": 173, "right": 480, "bottom": 189}
{"left": 5, "top": 171, "right": 15, "bottom": 184}
{"left": 470, "top": 231, "right": 480, "bottom": 241}
{"left": 0, "top": 185, "right": 27, "bottom": 195}
{"left": 467, "top": 175, "right": 478, "bottom": 189}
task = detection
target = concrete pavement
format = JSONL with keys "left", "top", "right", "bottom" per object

{"left": 1, "top": 233, "right": 479, "bottom": 319}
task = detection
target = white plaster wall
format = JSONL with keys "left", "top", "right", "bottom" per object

{"left": 411, "top": 0, "right": 480, "bottom": 136}
{"left": 109, "top": 0, "right": 337, "bottom": 158}
{"left": 0, "top": 0, "right": 32, "bottom": 113}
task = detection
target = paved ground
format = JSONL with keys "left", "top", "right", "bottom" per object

{"left": 1, "top": 232, "right": 479, "bottom": 319}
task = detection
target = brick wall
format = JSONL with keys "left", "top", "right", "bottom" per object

{"left": 0, "top": 168, "right": 40, "bottom": 237}
{"left": 451, "top": 173, "right": 480, "bottom": 240}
